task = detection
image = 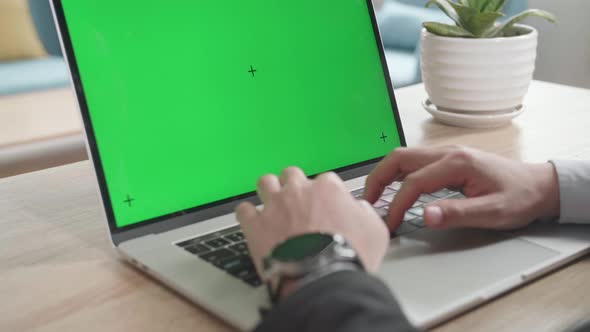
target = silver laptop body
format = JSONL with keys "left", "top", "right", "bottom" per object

{"left": 50, "top": 0, "right": 590, "bottom": 330}
{"left": 117, "top": 177, "right": 590, "bottom": 329}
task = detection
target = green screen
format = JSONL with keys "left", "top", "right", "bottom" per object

{"left": 61, "top": 0, "right": 402, "bottom": 228}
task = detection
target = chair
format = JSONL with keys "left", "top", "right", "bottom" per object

{"left": 0, "top": 1, "right": 84, "bottom": 178}
{"left": 377, "top": 0, "right": 528, "bottom": 88}
{"left": 0, "top": 0, "right": 69, "bottom": 96}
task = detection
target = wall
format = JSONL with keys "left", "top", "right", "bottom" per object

{"left": 525, "top": 0, "right": 590, "bottom": 88}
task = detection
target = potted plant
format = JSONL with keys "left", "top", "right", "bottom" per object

{"left": 420, "top": 0, "right": 556, "bottom": 128}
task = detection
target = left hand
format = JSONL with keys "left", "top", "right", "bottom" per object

{"left": 364, "top": 146, "right": 560, "bottom": 232}
{"left": 235, "top": 167, "right": 390, "bottom": 278}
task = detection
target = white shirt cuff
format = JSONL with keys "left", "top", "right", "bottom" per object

{"left": 549, "top": 160, "right": 590, "bottom": 224}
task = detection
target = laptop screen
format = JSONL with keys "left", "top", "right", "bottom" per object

{"left": 59, "top": 0, "right": 403, "bottom": 229}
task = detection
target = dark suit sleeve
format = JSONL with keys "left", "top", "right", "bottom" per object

{"left": 254, "top": 270, "right": 418, "bottom": 332}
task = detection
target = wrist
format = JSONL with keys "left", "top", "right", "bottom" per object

{"left": 278, "top": 278, "right": 301, "bottom": 300}
{"left": 529, "top": 162, "right": 560, "bottom": 219}
{"left": 275, "top": 262, "right": 362, "bottom": 302}
{"left": 263, "top": 233, "right": 364, "bottom": 304}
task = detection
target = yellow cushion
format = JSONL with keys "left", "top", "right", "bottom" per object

{"left": 0, "top": 0, "right": 47, "bottom": 61}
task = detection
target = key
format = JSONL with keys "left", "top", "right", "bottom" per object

{"left": 244, "top": 275, "right": 262, "bottom": 287}
{"left": 388, "top": 182, "right": 402, "bottom": 191}
{"left": 205, "top": 238, "right": 230, "bottom": 248}
{"left": 408, "top": 218, "right": 425, "bottom": 228}
{"left": 382, "top": 187, "right": 396, "bottom": 196}
{"left": 408, "top": 207, "right": 424, "bottom": 217}
{"left": 403, "top": 212, "right": 418, "bottom": 222}
{"left": 215, "top": 255, "right": 254, "bottom": 273}
{"left": 199, "top": 248, "right": 234, "bottom": 263}
{"left": 176, "top": 238, "right": 200, "bottom": 248}
{"left": 229, "top": 242, "right": 248, "bottom": 254}
{"left": 232, "top": 267, "right": 256, "bottom": 279}
{"left": 418, "top": 194, "right": 437, "bottom": 203}
{"left": 431, "top": 188, "right": 454, "bottom": 198}
{"left": 373, "top": 199, "right": 389, "bottom": 209}
{"left": 350, "top": 188, "right": 365, "bottom": 198}
{"left": 375, "top": 207, "right": 388, "bottom": 218}
{"left": 225, "top": 232, "right": 244, "bottom": 242}
{"left": 380, "top": 193, "right": 396, "bottom": 203}
{"left": 447, "top": 193, "right": 466, "bottom": 199}
{"left": 185, "top": 244, "right": 210, "bottom": 255}
{"left": 395, "top": 222, "right": 419, "bottom": 236}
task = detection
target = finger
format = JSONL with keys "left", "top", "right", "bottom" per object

{"left": 359, "top": 198, "right": 376, "bottom": 213}
{"left": 385, "top": 156, "right": 468, "bottom": 231}
{"left": 235, "top": 202, "right": 258, "bottom": 224}
{"left": 256, "top": 174, "right": 281, "bottom": 204}
{"left": 279, "top": 166, "right": 307, "bottom": 187}
{"left": 364, "top": 147, "right": 448, "bottom": 203}
{"left": 235, "top": 202, "right": 262, "bottom": 275}
{"left": 423, "top": 194, "right": 508, "bottom": 229}
{"left": 315, "top": 171, "right": 348, "bottom": 192}
{"left": 359, "top": 199, "right": 381, "bottom": 219}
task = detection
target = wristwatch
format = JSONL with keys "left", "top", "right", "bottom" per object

{"left": 262, "top": 233, "right": 364, "bottom": 304}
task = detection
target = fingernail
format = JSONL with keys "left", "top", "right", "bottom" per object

{"left": 425, "top": 206, "right": 443, "bottom": 226}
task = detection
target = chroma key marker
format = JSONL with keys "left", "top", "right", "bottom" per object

{"left": 248, "top": 65, "right": 257, "bottom": 78}
{"left": 123, "top": 194, "right": 135, "bottom": 207}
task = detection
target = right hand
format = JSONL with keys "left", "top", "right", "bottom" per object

{"left": 236, "top": 167, "right": 389, "bottom": 278}
{"left": 364, "top": 146, "right": 561, "bottom": 232}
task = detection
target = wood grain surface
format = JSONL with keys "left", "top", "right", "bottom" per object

{"left": 2, "top": 81, "right": 590, "bottom": 332}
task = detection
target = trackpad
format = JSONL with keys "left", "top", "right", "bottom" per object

{"left": 378, "top": 228, "right": 559, "bottom": 324}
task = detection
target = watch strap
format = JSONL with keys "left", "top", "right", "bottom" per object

{"left": 268, "top": 260, "right": 362, "bottom": 304}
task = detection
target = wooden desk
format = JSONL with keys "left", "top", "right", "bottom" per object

{"left": 2, "top": 81, "right": 590, "bottom": 332}
{"left": 0, "top": 88, "right": 85, "bottom": 178}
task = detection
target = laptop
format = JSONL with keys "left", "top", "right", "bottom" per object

{"left": 51, "top": 0, "right": 590, "bottom": 329}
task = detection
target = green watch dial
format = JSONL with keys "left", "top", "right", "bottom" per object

{"left": 272, "top": 233, "right": 334, "bottom": 262}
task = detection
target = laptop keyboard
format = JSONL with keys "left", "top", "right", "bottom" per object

{"left": 176, "top": 226, "right": 261, "bottom": 286}
{"left": 175, "top": 182, "right": 461, "bottom": 288}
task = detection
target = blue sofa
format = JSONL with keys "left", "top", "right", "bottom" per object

{"left": 378, "top": 0, "right": 528, "bottom": 88}
{"left": 0, "top": 1, "right": 528, "bottom": 95}
{"left": 0, "top": 0, "right": 69, "bottom": 96}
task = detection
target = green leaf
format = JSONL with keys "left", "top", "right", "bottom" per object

{"left": 469, "top": 11, "right": 504, "bottom": 36}
{"left": 425, "top": 0, "right": 462, "bottom": 27}
{"left": 423, "top": 22, "right": 475, "bottom": 38}
{"left": 466, "top": 0, "right": 489, "bottom": 12}
{"left": 448, "top": 2, "right": 503, "bottom": 37}
{"left": 485, "top": 9, "right": 557, "bottom": 37}
{"left": 482, "top": 0, "right": 508, "bottom": 13}
{"left": 448, "top": 2, "right": 478, "bottom": 27}
{"left": 465, "top": 0, "right": 505, "bottom": 13}
{"left": 479, "top": 0, "right": 493, "bottom": 12}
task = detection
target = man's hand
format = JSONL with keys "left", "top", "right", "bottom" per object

{"left": 364, "top": 146, "right": 560, "bottom": 232}
{"left": 235, "top": 167, "right": 389, "bottom": 278}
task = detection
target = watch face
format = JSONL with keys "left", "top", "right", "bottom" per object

{"left": 272, "top": 233, "right": 333, "bottom": 262}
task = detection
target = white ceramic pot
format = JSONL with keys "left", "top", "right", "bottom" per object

{"left": 420, "top": 24, "right": 538, "bottom": 113}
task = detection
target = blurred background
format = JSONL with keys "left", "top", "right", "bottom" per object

{"left": 525, "top": 0, "right": 590, "bottom": 89}
{"left": 0, "top": 0, "right": 589, "bottom": 179}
